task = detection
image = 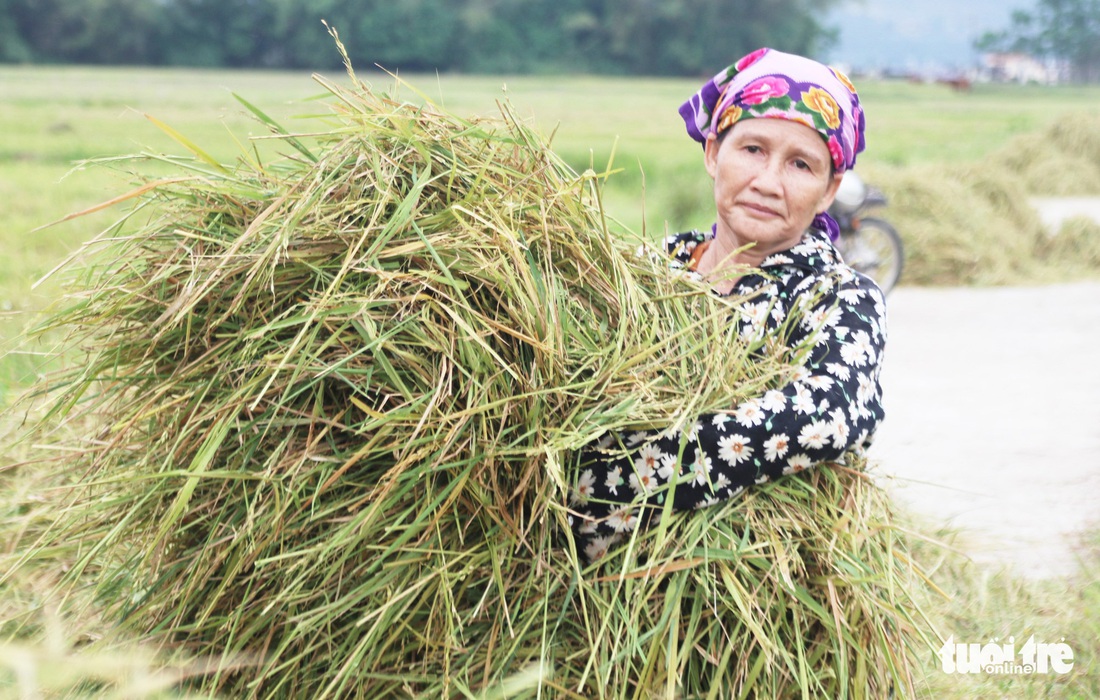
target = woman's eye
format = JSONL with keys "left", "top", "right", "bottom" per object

{"left": 744, "top": 145, "right": 762, "bottom": 154}
{"left": 793, "top": 159, "right": 810, "bottom": 171}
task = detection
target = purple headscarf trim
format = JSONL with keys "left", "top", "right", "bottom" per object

{"left": 812, "top": 211, "right": 841, "bottom": 242}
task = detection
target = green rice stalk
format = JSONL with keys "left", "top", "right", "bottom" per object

{"left": 10, "top": 41, "right": 934, "bottom": 698}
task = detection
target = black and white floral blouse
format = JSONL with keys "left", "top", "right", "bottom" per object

{"left": 568, "top": 227, "right": 888, "bottom": 563}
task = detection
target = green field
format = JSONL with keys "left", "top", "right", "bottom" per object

{"left": 5, "top": 64, "right": 1100, "bottom": 399}
{"left": 3, "top": 65, "right": 1100, "bottom": 286}
{"left": 2, "top": 66, "right": 1099, "bottom": 697}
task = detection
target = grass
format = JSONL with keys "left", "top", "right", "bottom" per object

{"left": 905, "top": 522, "right": 1099, "bottom": 699}
{"left": 2, "top": 56, "right": 932, "bottom": 695}
{"left": 4, "top": 65, "right": 1100, "bottom": 277}
{"left": 2, "top": 64, "right": 1100, "bottom": 697}
{"left": 4, "top": 432, "right": 1096, "bottom": 697}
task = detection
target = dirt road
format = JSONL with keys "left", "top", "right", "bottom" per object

{"left": 870, "top": 281, "right": 1100, "bottom": 578}
{"left": 1030, "top": 196, "right": 1100, "bottom": 232}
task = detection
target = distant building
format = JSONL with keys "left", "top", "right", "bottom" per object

{"left": 980, "top": 52, "right": 1061, "bottom": 84}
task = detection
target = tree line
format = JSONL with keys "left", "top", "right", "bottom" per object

{"left": 976, "top": 0, "right": 1100, "bottom": 82}
{"left": 0, "top": 0, "right": 843, "bottom": 75}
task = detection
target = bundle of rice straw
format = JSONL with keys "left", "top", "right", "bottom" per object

{"left": 21, "top": 41, "right": 933, "bottom": 698}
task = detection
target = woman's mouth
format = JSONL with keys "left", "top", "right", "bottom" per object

{"left": 738, "top": 201, "right": 780, "bottom": 217}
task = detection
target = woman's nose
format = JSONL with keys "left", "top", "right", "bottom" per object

{"left": 750, "top": 159, "right": 783, "bottom": 193}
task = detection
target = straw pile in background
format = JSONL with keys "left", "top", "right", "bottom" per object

{"left": 990, "top": 112, "right": 1100, "bottom": 197}
{"left": 867, "top": 111, "right": 1100, "bottom": 285}
{"left": 14, "top": 42, "right": 933, "bottom": 698}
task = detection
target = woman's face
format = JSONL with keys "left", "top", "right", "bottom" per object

{"left": 704, "top": 118, "right": 842, "bottom": 257}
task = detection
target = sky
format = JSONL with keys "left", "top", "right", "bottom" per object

{"left": 823, "top": 0, "right": 1033, "bottom": 75}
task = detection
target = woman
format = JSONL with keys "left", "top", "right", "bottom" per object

{"left": 568, "top": 48, "right": 886, "bottom": 563}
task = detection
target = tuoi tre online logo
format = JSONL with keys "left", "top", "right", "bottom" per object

{"left": 937, "top": 635, "right": 1074, "bottom": 675}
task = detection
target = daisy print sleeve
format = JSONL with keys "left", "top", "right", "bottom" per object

{"left": 568, "top": 230, "right": 887, "bottom": 563}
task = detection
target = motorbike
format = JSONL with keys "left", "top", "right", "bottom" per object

{"left": 829, "top": 171, "right": 904, "bottom": 294}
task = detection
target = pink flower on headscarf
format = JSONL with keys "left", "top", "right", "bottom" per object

{"left": 827, "top": 136, "right": 845, "bottom": 169}
{"left": 850, "top": 104, "right": 866, "bottom": 153}
{"left": 739, "top": 77, "right": 791, "bottom": 106}
{"left": 736, "top": 47, "right": 770, "bottom": 72}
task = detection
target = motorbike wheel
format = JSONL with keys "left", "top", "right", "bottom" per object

{"left": 842, "top": 217, "right": 904, "bottom": 294}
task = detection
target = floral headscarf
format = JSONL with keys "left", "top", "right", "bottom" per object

{"left": 679, "top": 48, "right": 866, "bottom": 242}
{"left": 679, "top": 48, "right": 865, "bottom": 173}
